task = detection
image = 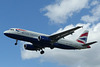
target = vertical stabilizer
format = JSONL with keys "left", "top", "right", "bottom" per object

{"left": 77, "top": 30, "right": 89, "bottom": 44}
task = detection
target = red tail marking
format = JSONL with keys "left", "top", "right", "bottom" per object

{"left": 77, "top": 40, "right": 85, "bottom": 44}
{"left": 87, "top": 46, "right": 91, "bottom": 48}
{"left": 77, "top": 40, "right": 91, "bottom": 48}
{"left": 80, "top": 33, "right": 88, "bottom": 37}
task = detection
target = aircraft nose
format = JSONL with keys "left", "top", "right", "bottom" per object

{"left": 4, "top": 31, "right": 9, "bottom": 36}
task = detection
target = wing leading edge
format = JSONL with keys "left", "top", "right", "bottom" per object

{"left": 49, "top": 26, "right": 83, "bottom": 43}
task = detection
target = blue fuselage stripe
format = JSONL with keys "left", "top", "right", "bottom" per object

{"left": 4, "top": 33, "right": 78, "bottom": 49}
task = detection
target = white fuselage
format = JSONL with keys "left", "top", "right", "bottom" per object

{"left": 4, "top": 28, "right": 88, "bottom": 50}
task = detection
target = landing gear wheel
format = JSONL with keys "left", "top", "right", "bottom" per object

{"left": 50, "top": 46, "right": 54, "bottom": 49}
{"left": 15, "top": 43, "right": 17, "bottom": 45}
{"left": 40, "top": 50, "right": 44, "bottom": 54}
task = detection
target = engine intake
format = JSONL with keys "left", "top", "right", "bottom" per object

{"left": 38, "top": 36, "right": 51, "bottom": 43}
{"left": 24, "top": 44, "right": 37, "bottom": 51}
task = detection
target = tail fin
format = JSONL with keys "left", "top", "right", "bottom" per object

{"left": 77, "top": 30, "right": 89, "bottom": 44}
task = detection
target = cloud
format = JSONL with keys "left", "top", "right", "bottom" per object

{"left": 43, "top": 0, "right": 89, "bottom": 24}
{"left": 21, "top": 23, "right": 100, "bottom": 67}
{"left": 20, "top": 41, "right": 41, "bottom": 60}
{"left": 39, "top": 23, "right": 100, "bottom": 67}
{"left": 21, "top": 0, "right": 100, "bottom": 67}
{"left": 90, "top": 0, "right": 99, "bottom": 6}
{"left": 21, "top": 49, "right": 40, "bottom": 60}
{"left": 81, "top": 1, "right": 100, "bottom": 23}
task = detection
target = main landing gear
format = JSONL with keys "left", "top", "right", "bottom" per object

{"left": 38, "top": 48, "right": 45, "bottom": 54}
{"left": 40, "top": 50, "right": 44, "bottom": 54}
{"left": 15, "top": 39, "right": 18, "bottom": 45}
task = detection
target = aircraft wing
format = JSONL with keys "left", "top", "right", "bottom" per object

{"left": 49, "top": 26, "right": 83, "bottom": 43}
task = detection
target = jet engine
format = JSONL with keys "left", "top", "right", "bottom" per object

{"left": 24, "top": 44, "right": 38, "bottom": 51}
{"left": 38, "top": 36, "right": 51, "bottom": 43}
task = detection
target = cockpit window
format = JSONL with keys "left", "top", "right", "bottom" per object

{"left": 10, "top": 29, "right": 14, "bottom": 31}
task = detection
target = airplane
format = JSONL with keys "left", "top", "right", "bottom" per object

{"left": 4, "top": 26, "right": 97, "bottom": 54}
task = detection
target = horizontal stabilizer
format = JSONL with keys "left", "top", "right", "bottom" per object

{"left": 82, "top": 41, "right": 97, "bottom": 46}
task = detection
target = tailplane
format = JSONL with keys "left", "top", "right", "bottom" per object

{"left": 82, "top": 41, "right": 97, "bottom": 46}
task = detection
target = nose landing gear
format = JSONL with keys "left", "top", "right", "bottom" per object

{"left": 15, "top": 40, "right": 18, "bottom": 45}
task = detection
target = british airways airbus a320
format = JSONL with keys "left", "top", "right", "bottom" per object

{"left": 4, "top": 26, "right": 97, "bottom": 54}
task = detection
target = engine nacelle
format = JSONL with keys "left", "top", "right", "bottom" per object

{"left": 24, "top": 44, "right": 37, "bottom": 51}
{"left": 38, "top": 36, "right": 51, "bottom": 43}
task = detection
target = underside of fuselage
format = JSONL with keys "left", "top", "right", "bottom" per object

{"left": 4, "top": 33, "right": 78, "bottom": 50}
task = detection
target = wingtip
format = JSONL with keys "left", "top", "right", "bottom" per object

{"left": 81, "top": 26, "right": 83, "bottom": 28}
{"left": 94, "top": 41, "right": 98, "bottom": 43}
{"left": 77, "top": 26, "right": 83, "bottom": 28}
{"left": 80, "top": 26, "right": 83, "bottom": 28}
